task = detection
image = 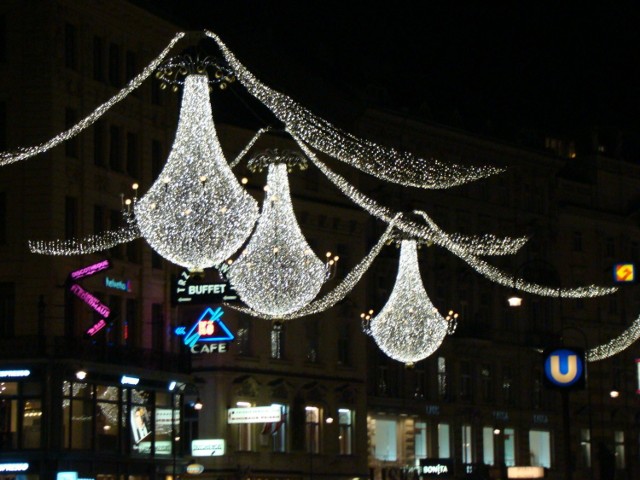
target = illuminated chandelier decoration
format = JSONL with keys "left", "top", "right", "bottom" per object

{"left": 227, "top": 150, "right": 328, "bottom": 316}
{"left": 134, "top": 72, "right": 258, "bottom": 270}
{"left": 1, "top": 29, "right": 635, "bottom": 361}
{"left": 369, "top": 238, "right": 450, "bottom": 365}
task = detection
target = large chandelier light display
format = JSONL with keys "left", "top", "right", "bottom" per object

{"left": 227, "top": 151, "right": 327, "bottom": 316}
{"left": 1, "top": 30, "right": 636, "bottom": 362}
{"left": 134, "top": 74, "right": 258, "bottom": 270}
{"left": 370, "top": 239, "right": 450, "bottom": 365}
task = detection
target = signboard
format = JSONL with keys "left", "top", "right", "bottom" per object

{"left": 192, "top": 439, "right": 225, "bottom": 456}
{"left": 172, "top": 269, "right": 238, "bottom": 306}
{"left": 67, "top": 259, "right": 114, "bottom": 337}
{"left": 508, "top": 466, "right": 544, "bottom": 478}
{"left": 419, "top": 459, "right": 453, "bottom": 478}
{"left": 186, "top": 463, "right": 205, "bottom": 475}
{"left": 543, "top": 348, "right": 585, "bottom": 389}
{"left": 0, "top": 463, "right": 29, "bottom": 473}
{"left": 614, "top": 263, "right": 635, "bottom": 283}
{"left": 105, "top": 276, "right": 132, "bottom": 292}
{"left": 57, "top": 472, "right": 78, "bottom": 480}
{"left": 228, "top": 406, "right": 282, "bottom": 424}
{"left": 0, "top": 369, "right": 30, "bottom": 378}
{"left": 174, "top": 306, "right": 234, "bottom": 353}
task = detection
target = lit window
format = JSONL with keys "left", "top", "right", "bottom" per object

{"left": 414, "top": 421, "right": 427, "bottom": 465}
{"left": 461, "top": 424, "right": 472, "bottom": 464}
{"left": 483, "top": 427, "right": 494, "bottom": 465}
{"left": 236, "top": 401, "right": 254, "bottom": 451}
{"left": 438, "top": 423, "right": 450, "bottom": 458}
{"left": 305, "top": 406, "right": 320, "bottom": 453}
{"left": 438, "top": 357, "right": 448, "bottom": 399}
{"left": 579, "top": 428, "right": 591, "bottom": 468}
{"left": 338, "top": 408, "right": 353, "bottom": 455}
{"left": 504, "top": 428, "right": 516, "bottom": 466}
{"left": 615, "top": 430, "right": 625, "bottom": 469}
{"left": 265, "top": 404, "right": 287, "bottom": 453}
{"left": 529, "top": 430, "right": 551, "bottom": 468}
{"left": 374, "top": 418, "right": 397, "bottom": 461}
{"left": 270, "top": 322, "right": 285, "bottom": 360}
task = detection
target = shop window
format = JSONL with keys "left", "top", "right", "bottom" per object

{"left": 62, "top": 381, "right": 92, "bottom": 449}
{"left": 155, "top": 391, "right": 180, "bottom": 456}
{"left": 504, "top": 428, "right": 516, "bottom": 466}
{"left": 414, "top": 421, "right": 427, "bottom": 464}
{"left": 96, "top": 385, "right": 120, "bottom": 452}
{"left": 614, "top": 430, "right": 625, "bottom": 469}
{"left": 338, "top": 408, "right": 353, "bottom": 455}
{"left": 305, "top": 406, "right": 321, "bottom": 453}
{"left": 438, "top": 423, "right": 450, "bottom": 458}
{"left": 0, "top": 382, "right": 18, "bottom": 449}
{"left": 130, "top": 389, "right": 152, "bottom": 456}
{"left": 374, "top": 418, "right": 397, "bottom": 461}
{"left": 529, "top": 430, "right": 551, "bottom": 468}
{"left": 461, "top": 424, "right": 473, "bottom": 464}
{"left": 483, "top": 427, "right": 495, "bottom": 465}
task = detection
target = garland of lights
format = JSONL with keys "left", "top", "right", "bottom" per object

{"left": 228, "top": 214, "right": 402, "bottom": 320}
{"left": 28, "top": 224, "right": 140, "bottom": 255}
{"left": 0, "top": 33, "right": 185, "bottom": 167}
{"left": 204, "top": 30, "right": 504, "bottom": 190}
{"left": 134, "top": 74, "right": 259, "bottom": 270}
{"left": 291, "top": 135, "right": 616, "bottom": 299}
{"left": 227, "top": 156, "right": 328, "bottom": 316}
{"left": 587, "top": 314, "right": 640, "bottom": 362}
{"left": 230, "top": 127, "right": 272, "bottom": 168}
{"left": 370, "top": 239, "right": 450, "bottom": 365}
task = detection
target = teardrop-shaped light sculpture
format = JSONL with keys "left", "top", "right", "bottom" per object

{"left": 370, "top": 239, "right": 449, "bottom": 365}
{"left": 134, "top": 74, "right": 258, "bottom": 270}
{"left": 228, "top": 162, "right": 327, "bottom": 316}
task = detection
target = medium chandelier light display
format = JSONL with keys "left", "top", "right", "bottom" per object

{"left": 1, "top": 29, "right": 637, "bottom": 362}
{"left": 369, "top": 239, "right": 450, "bottom": 365}
{"left": 134, "top": 74, "right": 258, "bottom": 270}
{"left": 227, "top": 152, "right": 327, "bottom": 316}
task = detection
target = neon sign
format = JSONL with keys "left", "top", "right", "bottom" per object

{"left": 174, "top": 306, "right": 234, "bottom": 352}
{"left": 105, "top": 276, "right": 131, "bottom": 292}
{"left": 121, "top": 375, "right": 140, "bottom": 386}
{"left": 69, "top": 284, "right": 111, "bottom": 317}
{"left": 172, "top": 269, "right": 239, "bottom": 305}
{"left": 69, "top": 259, "right": 112, "bottom": 281}
{"left": 0, "top": 463, "right": 29, "bottom": 472}
{"left": 86, "top": 319, "right": 107, "bottom": 336}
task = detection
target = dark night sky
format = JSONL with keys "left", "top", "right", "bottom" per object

{"left": 135, "top": 1, "right": 640, "bottom": 142}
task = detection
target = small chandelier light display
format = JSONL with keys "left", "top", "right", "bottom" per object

{"left": 135, "top": 73, "right": 258, "bottom": 270}
{"left": 227, "top": 150, "right": 328, "bottom": 316}
{"left": 370, "top": 239, "right": 450, "bottom": 365}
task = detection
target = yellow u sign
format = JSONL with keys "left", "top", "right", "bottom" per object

{"left": 544, "top": 349, "right": 584, "bottom": 387}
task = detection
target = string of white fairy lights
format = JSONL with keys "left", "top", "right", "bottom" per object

{"left": 0, "top": 33, "right": 185, "bottom": 167}
{"left": 290, "top": 133, "right": 616, "bottom": 299}
{"left": 227, "top": 214, "right": 402, "bottom": 320}
{"left": 204, "top": 30, "right": 505, "bottom": 190}
{"left": 28, "top": 224, "right": 141, "bottom": 255}
{"left": 586, "top": 314, "right": 640, "bottom": 362}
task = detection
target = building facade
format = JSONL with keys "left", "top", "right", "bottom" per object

{"left": 1, "top": 3, "right": 640, "bottom": 480}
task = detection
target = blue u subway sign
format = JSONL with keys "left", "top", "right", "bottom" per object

{"left": 543, "top": 348, "right": 586, "bottom": 390}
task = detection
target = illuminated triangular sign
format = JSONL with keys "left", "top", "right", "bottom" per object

{"left": 181, "top": 306, "right": 235, "bottom": 347}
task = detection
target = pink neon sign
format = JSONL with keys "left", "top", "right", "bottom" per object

{"left": 69, "top": 259, "right": 112, "bottom": 281}
{"left": 86, "top": 319, "right": 107, "bottom": 336}
{"left": 69, "top": 284, "right": 111, "bottom": 317}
